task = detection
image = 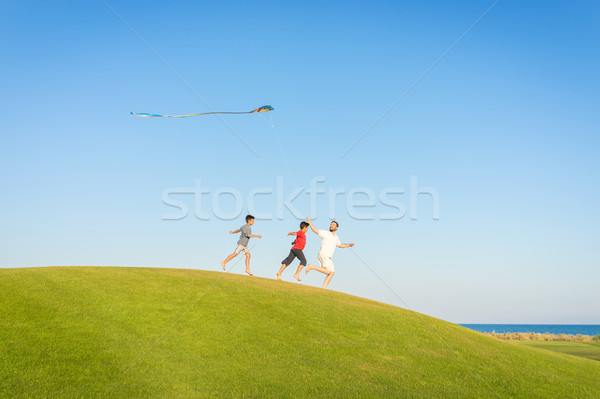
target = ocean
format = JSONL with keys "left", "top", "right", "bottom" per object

{"left": 460, "top": 324, "right": 600, "bottom": 336}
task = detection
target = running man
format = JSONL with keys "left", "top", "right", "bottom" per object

{"left": 305, "top": 217, "right": 354, "bottom": 289}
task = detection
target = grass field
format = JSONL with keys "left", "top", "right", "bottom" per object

{"left": 515, "top": 341, "right": 600, "bottom": 362}
{"left": 1, "top": 266, "right": 599, "bottom": 398}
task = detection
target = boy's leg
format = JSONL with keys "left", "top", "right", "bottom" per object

{"left": 277, "top": 264, "right": 287, "bottom": 280}
{"left": 293, "top": 250, "right": 307, "bottom": 281}
{"left": 293, "top": 264, "right": 304, "bottom": 281}
{"left": 221, "top": 252, "right": 238, "bottom": 270}
{"left": 278, "top": 250, "right": 297, "bottom": 280}
{"left": 245, "top": 253, "right": 253, "bottom": 276}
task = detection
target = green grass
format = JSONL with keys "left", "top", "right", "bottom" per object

{"left": 1, "top": 267, "right": 599, "bottom": 398}
{"left": 515, "top": 341, "right": 600, "bottom": 362}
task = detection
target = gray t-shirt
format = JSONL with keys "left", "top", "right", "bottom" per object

{"left": 237, "top": 225, "right": 252, "bottom": 246}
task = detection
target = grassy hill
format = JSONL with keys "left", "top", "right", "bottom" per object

{"left": 515, "top": 341, "right": 600, "bottom": 362}
{"left": 1, "top": 267, "right": 599, "bottom": 398}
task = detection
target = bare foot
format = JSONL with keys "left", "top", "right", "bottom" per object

{"left": 306, "top": 264, "right": 313, "bottom": 274}
{"left": 293, "top": 274, "right": 302, "bottom": 282}
{"left": 245, "top": 269, "right": 254, "bottom": 276}
{"left": 276, "top": 273, "right": 282, "bottom": 281}
{"left": 221, "top": 261, "right": 226, "bottom": 271}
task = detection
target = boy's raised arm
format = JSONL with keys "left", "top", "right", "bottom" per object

{"left": 288, "top": 232, "right": 297, "bottom": 236}
{"left": 306, "top": 217, "right": 319, "bottom": 234}
{"left": 230, "top": 229, "right": 241, "bottom": 234}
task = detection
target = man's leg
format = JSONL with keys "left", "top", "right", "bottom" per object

{"left": 307, "top": 254, "right": 335, "bottom": 289}
{"left": 322, "top": 272, "right": 335, "bottom": 289}
{"left": 306, "top": 264, "right": 332, "bottom": 275}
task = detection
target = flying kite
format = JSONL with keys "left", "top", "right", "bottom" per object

{"left": 131, "top": 105, "right": 274, "bottom": 118}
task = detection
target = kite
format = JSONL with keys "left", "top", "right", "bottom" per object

{"left": 131, "top": 105, "right": 274, "bottom": 118}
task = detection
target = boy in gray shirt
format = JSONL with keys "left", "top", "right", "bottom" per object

{"left": 221, "top": 215, "right": 261, "bottom": 276}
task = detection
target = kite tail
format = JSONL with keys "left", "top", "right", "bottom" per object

{"left": 131, "top": 105, "right": 274, "bottom": 118}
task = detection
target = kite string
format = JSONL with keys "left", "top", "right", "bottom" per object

{"left": 263, "top": 112, "right": 297, "bottom": 187}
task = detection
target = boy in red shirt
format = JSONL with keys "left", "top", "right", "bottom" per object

{"left": 277, "top": 221, "right": 309, "bottom": 282}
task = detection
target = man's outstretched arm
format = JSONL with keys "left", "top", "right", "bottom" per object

{"left": 339, "top": 243, "right": 355, "bottom": 248}
{"left": 306, "top": 217, "right": 319, "bottom": 235}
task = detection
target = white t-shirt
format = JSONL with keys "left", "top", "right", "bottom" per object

{"left": 317, "top": 229, "right": 342, "bottom": 258}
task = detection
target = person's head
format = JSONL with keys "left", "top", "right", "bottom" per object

{"left": 245, "top": 214, "right": 255, "bottom": 225}
{"left": 299, "top": 221, "right": 309, "bottom": 232}
{"left": 329, "top": 221, "right": 339, "bottom": 232}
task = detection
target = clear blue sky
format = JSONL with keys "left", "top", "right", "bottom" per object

{"left": 1, "top": 1, "right": 599, "bottom": 323}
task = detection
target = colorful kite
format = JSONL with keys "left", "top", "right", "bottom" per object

{"left": 131, "top": 105, "right": 274, "bottom": 118}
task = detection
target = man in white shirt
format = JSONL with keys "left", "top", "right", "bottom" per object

{"left": 305, "top": 217, "right": 354, "bottom": 289}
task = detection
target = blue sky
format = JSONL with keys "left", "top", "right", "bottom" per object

{"left": 1, "top": 0, "right": 599, "bottom": 323}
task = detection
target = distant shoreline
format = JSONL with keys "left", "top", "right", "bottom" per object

{"left": 461, "top": 324, "right": 600, "bottom": 336}
{"left": 484, "top": 331, "right": 598, "bottom": 342}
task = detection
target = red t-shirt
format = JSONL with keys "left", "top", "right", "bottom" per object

{"left": 292, "top": 230, "right": 306, "bottom": 250}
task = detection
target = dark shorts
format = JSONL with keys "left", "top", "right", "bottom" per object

{"left": 281, "top": 249, "right": 306, "bottom": 266}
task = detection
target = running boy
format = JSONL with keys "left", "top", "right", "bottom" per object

{"left": 221, "top": 214, "right": 261, "bottom": 276}
{"left": 277, "top": 221, "right": 309, "bottom": 282}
